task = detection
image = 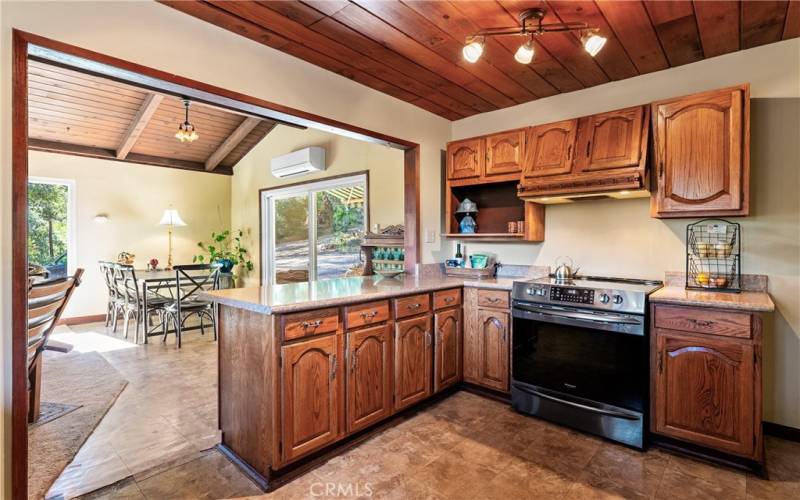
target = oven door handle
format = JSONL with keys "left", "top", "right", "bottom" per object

{"left": 513, "top": 384, "right": 641, "bottom": 421}
{"left": 514, "top": 304, "right": 642, "bottom": 325}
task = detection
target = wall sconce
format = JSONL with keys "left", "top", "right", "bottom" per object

{"left": 94, "top": 214, "right": 109, "bottom": 224}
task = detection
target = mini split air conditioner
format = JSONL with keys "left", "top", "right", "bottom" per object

{"left": 270, "top": 147, "right": 326, "bottom": 178}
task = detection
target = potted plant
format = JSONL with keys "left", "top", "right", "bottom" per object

{"left": 193, "top": 229, "right": 254, "bottom": 278}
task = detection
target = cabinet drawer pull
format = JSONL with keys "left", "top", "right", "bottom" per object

{"left": 407, "top": 303, "right": 421, "bottom": 310}
{"left": 360, "top": 310, "right": 378, "bottom": 320}
{"left": 444, "top": 297, "right": 454, "bottom": 303}
{"left": 301, "top": 320, "right": 323, "bottom": 330}
{"left": 689, "top": 319, "right": 714, "bottom": 327}
{"left": 486, "top": 297, "right": 500, "bottom": 303}
{"left": 330, "top": 354, "right": 337, "bottom": 380}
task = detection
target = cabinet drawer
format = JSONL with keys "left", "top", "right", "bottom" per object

{"left": 654, "top": 305, "right": 751, "bottom": 339}
{"left": 345, "top": 300, "right": 390, "bottom": 330}
{"left": 394, "top": 293, "right": 431, "bottom": 319}
{"left": 433, "top": 288, "right": 461, "bottom": 310}
{"left": 281, "top": 308, "right": 340, "bottom": 341}
{"left": 477, "top": 289, "right": 509, "bottom": 309}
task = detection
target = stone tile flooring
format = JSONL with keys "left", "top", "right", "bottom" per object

{"left": 46, "top": 321, "right": 220, "bottom": 498}
{"left": 82, "top": 391, "right": 800, "bottom": 499}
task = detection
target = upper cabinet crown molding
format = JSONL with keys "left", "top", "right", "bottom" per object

{"left": 650, "top": 84, "right": 750, "bottom": 218}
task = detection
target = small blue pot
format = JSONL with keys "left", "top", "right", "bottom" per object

{"left": 215, "top": 258, "right": 234, "bottom": 273}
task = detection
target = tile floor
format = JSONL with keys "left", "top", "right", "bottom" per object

{"left": 46, "top": 321, "right": 221, "bottom": 498}
{"left": 82, "top": 390, "right": 800, "bottom": 499}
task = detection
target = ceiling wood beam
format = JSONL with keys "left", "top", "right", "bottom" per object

{"left": 205, "top": 116, "right": 261, "bottom": 171}
{"left": 28, "top": 138, "right": 233, "bottom": 175}
{"left": 116, "top": 92, "right": 163, "bottom": 159}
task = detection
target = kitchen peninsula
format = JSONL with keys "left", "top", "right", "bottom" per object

{"left": 203, "top": 268, "right": 545, "bottom": 489}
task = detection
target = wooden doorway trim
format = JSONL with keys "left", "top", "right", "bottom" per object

{"left": 10, "top": 29, "right": 421, "bottom": 499}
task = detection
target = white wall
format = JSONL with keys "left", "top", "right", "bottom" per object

{"left": 28, "top": 151, "right": 232, "bottom": 318}
{"left": 0, "top": 1, "right": 450, "bottom": 495}
{"left": 448, "top": 40, "right": 800, "bottom": 429}
{"left": 231, "top": 126, "right": 404, "bottom": 287}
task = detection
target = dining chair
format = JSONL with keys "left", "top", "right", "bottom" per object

{"left": 162, "top": 263, "right": 221, "bottom": 348}
{"left": 115, "top": 264, "right": 171, "bottom": 343}
{"left": 27, "top": 268, "right": 84, "bottom": 423}
{"left": 99, "top": 261, "right": 121, "bottom": 328}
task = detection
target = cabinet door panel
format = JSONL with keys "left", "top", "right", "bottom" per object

{"left": 281, "top": 335, "right": 339, "bottom": 463}
{"left": 447, "top": 138, "right": 484, "bottom": 180}
{"left": 434, "top": 309, "right": 461, "bottom": 393}
{"left": 576, "top": 106, "right": 644, "bottom": 172}
{"left": 654, "top": 330, "right": 754, "bottom": 456}
{"left": 394, "top": 316, "right": 432, "bottom": 410}
{"left": 346, "top": 325, "right": 392, "bottom": 434}
{"left": 653, "top": 87, "right": 746, "bottom": 216}
{"left": 478, "top": 309, "right": 510, "bottom": 392}
{"left": 486, "top": 129, "right": 525, "bottom": 176}
{"left": 523, "top": 120, "right": 578, "bottom": 178}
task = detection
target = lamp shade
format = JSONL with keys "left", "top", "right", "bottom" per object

{"left": 158, "top": 209, "right": 187, "bottom": 227}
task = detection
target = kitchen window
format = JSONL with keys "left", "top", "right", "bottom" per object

{"left": 261, "top": 173, "right": 367, "bottom": 284}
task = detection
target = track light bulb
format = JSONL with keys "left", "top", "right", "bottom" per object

{"left": 514, "top": 39, "right": 535, "bottom": 64}
{"left": 582, "top": 32, "right": 607, "bottom": 57}
{"left": 463, "top": 39, "right": 484, "bottom": 63}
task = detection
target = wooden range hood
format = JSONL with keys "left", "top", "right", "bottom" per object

{"left": 516, "top": 105, "right": 651, "bottom": 202}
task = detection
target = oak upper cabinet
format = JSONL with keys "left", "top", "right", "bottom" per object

{"left": 575, "top": 106, "right": 645, "bottom": 172}
{"left": 523, "top": 119, "right": 578, "bottom": 178}
{"left": 394, "top": 316, "right": 432, "bottom": 411}
{"left": 651, "top": 85, "right": 750, "bottom": 218}
{"left": 346, "top": 324, "right": 392, "bottom": 434}
{"left": 653, "top": 329, "right": 755, "bottom": 457}
{"left": 281, "top": 335, "right": 340, "bottom": 463}
{"left": 434, "top": 308, "right": 461, "bottom": 393}
{"left": 485, "top": 129, "right": 525, "bottom": 177}
{"left": 446, "top": 137, "right": 484, "bottom": 180}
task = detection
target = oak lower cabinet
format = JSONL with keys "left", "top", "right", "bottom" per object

{"left": 346, "top": 324, "right": 392, "bottom": 434}
{"left": 651, "top": 303, "right": 762, "bottom": 461}
{"left": 281, "top": 335, "right": 341, "bottom": 463}
{"left": 394, "top": 315, "right": 433, "bottom": 410}
{"left": 463, "top": 288, "right": 510, "bottom": 392}
{"left": 434, "top": 308, "right": 461, "bottom": 393}
{"left": 651, "top": 84, "right": 750, "bottom": 218}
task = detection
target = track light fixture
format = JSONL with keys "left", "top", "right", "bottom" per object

{"left": 462, "top": 8, "right": 607, "bottom": 65}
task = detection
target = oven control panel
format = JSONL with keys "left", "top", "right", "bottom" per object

{"left": 550, "top": 286, "right": 595, "bottom": 304}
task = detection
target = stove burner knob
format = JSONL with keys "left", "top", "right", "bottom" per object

{"left": 613, "top": 294, "right": 624, "bottom": 304}
{"left": 599, "top": 293, "right": 610, "bottom": 304}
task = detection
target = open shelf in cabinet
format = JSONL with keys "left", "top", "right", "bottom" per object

{"left": 446, "top": 180, "right": 544, "bottom": 242}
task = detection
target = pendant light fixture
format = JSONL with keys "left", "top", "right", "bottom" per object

{"left": 462, "top": 8, "right": 607, "bottom": 65}
{"left": 175, "top": 97, "right": 199, "bottom": 143}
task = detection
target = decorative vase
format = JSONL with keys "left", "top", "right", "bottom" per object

{"left": 216, "top": 258, "right": 234, "bottom": 273}
{"left": 459, "top": 214, "right": 477, "bottom": 233}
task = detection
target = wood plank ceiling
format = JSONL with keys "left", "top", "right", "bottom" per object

{"left": 161, "top": 0, "right": 800, "bottom": 120}
{"left": 28, "top": 59, "right": 281, "bottom": 174}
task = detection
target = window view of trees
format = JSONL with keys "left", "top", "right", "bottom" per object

{"left": 28, "top": 181, "right": 69, "bottom": 278}
{"left": 271, "top": 181, "right": 366, "bottom": 284}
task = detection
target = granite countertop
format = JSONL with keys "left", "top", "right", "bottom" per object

{"left": 202, "top": 273, "right": 524, "bottom": 315}
{"left": 649, "top": 272, "right": 775, "bottom": 312}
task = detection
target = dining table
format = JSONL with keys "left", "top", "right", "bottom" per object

{"left": 135, "top": 268, "right": 233, "bottom": 344}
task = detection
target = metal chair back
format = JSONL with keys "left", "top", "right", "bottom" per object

{"left": 114, "top": 264, "right": 141, "bottom": 308}
{"left": 174, "top": 264, "right": 221, "bottom": 307}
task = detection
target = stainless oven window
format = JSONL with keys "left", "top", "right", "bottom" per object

{"left": 512, "top": 317, "right": 647, "bottom": 413}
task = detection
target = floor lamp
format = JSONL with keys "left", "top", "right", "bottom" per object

{"left": 159, "top": 208, "right": 187, "bottom": 270}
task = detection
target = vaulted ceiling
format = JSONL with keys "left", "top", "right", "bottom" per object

{"left": 162, "top": 1, "right": 800, "bottom": 121}
{"left": 28, "top": 60, "right": 281, "bottom": 174}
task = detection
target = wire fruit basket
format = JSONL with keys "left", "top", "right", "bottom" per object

{"left": 686, "top": 219, "right": 741, "bottom": 293}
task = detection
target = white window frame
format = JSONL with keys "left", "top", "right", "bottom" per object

{"left": 28, "top": 176, "right": 77, "bottom": 275}
{"left": 261, "top": 173, "right": 367, "bottom": 285}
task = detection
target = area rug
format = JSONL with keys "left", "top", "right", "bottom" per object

{"left": 29, "top": 402, "right": 81, "bottom": 429}
{"left": 28, "top": 351, "right": 128, "bottom": 500}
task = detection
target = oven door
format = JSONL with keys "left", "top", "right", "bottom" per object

{"left": 512, "top": 303, "right": 647, "bottom": 413}
{"left": 511, "top": 303, "right": 648, "bottom": 448}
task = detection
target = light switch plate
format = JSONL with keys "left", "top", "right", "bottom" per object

{"left": 425, "top": 229, "right": 436, "bottom": 243}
